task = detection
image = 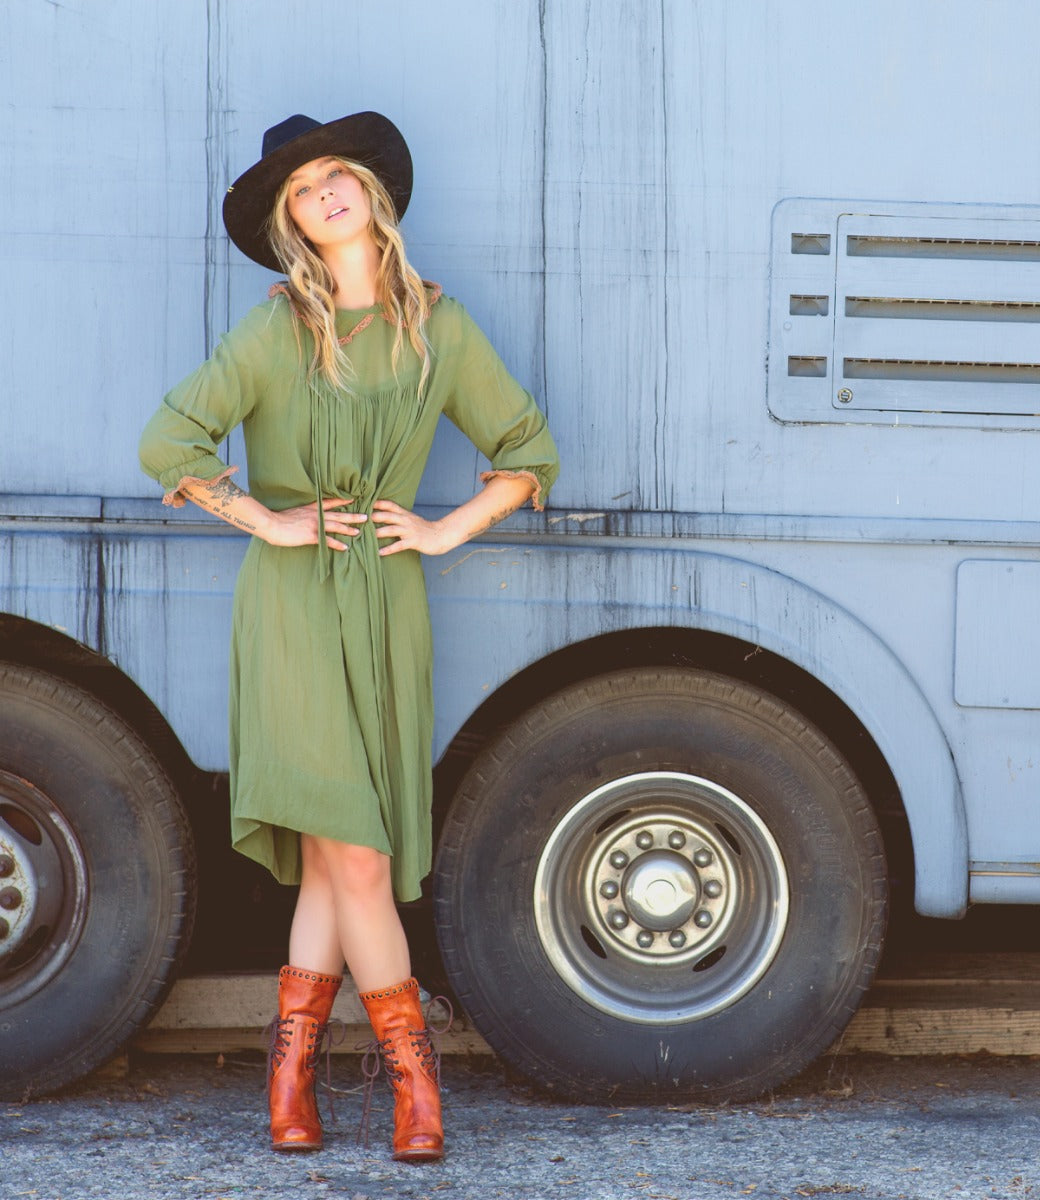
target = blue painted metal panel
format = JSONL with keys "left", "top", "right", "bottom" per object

{"left": 97, "top": 531, "right": 246, "bottom": 768}
{"left": 956, "top": 562, "right": 1040, "bottom": 709}
{"left": 0, "top": 521, "right": 246, "bottom": 768}
{"left": 3, "top": 0, "right": 212, "bottom": 498}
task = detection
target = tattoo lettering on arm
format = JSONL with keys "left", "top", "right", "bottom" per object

{"left": 189, "top": 476, "right": 259, "bottom": 534}
{"left": 210, "top": 479, "right": 258, "bottom": 531}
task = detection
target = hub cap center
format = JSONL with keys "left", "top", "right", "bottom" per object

{"left": 623, "top": 851, "right": 699, "bottom": 930}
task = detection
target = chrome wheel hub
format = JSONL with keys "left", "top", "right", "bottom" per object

{"left": 592, "top": 814, "right": 734, "bottom": 960}
{"left": 534, "top": 772, "right": 789, "bottom": 1024}
{"left": 0, "top": 771, "right": 88, "bottom": 1006}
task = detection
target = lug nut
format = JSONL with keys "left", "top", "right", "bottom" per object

{"left": 0, "top": 887, "right": 21, "bottom": 911}
{"left": 635, "top": 831, "right": 654, "bottom": 850}
{"left": 668, "top": 929, "right": 687, "bottom": 948}
{"left": 693, "top": 848, "right": 714, "bottom": 868}
{"left": 694, "top": 909, "right": 714, "bottom": 928}
{"left": 608, "top": 909, "right": 629, "bottom": 931}
{"left": 703, "top": 879, "right": 723, "bottom": 899}
{"left": 600, "top": 880, "right": 619, "bottom": 900}
{"left": 636, "top": 930, "right": 654, "bottom": 949}
{"left": 0, "top": 855, "right": 14, "bottom": 878}
{"left": 609, "top": 850, "right": 629, "bottom": 870}
{"left": 667, "top": 831, "right": 687, "bottom": 850}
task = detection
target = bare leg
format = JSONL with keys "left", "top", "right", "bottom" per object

{"left": 287, "top": 834, "right": 347, "bottom": 975}
{"left": 290, "top": 833, "right": 410, "bottom": 991}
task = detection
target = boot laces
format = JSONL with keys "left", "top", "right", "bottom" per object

{"left": 356, "top": 994, "right": 453, "bottom": 1147}
{"left": 266, "top": 1015, "right": 293, "bottom": 1072}
{"left": 266, "top": 1014, "right": 345, "bottom": 1125}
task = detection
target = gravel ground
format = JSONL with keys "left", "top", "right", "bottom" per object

{"left": 3, "top": 1052, "right": 1040, "bottom": 1200}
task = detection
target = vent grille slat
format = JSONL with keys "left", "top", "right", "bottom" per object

{"left": 791, "top": 233, "right": 831, "bottom": 255}
{"left": 847, "top": 235, "right": 1040, "bottom": 262}
{"left": 845, "top": 296, "right": 1040, "bottom": 323}
{"left": 790, "top": 294, "right": 830, "bottom": 316}
{"left": 788, "top": 356, "right": 828, "bottom": 377}
{"left": 843, "top": 359, "right": 1040, "bottom": 384}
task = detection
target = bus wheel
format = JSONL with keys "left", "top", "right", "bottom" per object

{"left": 434, "top": 667, "right": 887, "bottom": 1103}
{"left": 0, "top": 663, "right": 195, "bottom": 1099}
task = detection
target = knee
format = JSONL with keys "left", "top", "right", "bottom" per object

{"left": 320, "top": 841, "right": 392, "bottom": 897}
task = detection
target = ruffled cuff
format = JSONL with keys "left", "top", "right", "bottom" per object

{"left": 158, "top": 459, "right": 239, "bottom": 508}
{"left": 479, "top": 468, "right": 550, "bottom": 512}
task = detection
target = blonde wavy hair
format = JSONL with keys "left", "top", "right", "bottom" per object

{"left": 266, "top": 158, "right": 432, "bottom": 394}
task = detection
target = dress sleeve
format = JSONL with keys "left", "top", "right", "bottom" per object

{"left": 138, "top": 305, "right": 271, "bottom": 507}
{"left": 442, "top": 308, "right": 560, "bottom": 511}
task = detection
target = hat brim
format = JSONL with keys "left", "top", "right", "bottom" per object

{"left": 222, "top": 111, "right": 412, "bottom": 272}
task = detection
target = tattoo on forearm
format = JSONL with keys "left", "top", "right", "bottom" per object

{"left": 188, "top": 477, "right": 257, "bottom": 533}
{"left": 206, "top": 476, "right": 247, "bottom": 506}
{"left": 475, "top": 502, "right": 522, "bottom": 536}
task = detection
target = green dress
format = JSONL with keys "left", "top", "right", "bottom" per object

{"left": 139, "top": 289, "right": 559, "bottom": 901}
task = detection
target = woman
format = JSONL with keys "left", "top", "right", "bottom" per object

{"left": 139, "top": 111, "right": 559, "bottom": 1163}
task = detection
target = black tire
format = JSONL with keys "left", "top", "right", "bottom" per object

{"left": 433, "top": 668, "right": 887, "bottom": 1103}
{"left": 0, "top": 663, "right": 195, "bottom": 1098}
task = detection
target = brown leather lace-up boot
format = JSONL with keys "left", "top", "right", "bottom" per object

{"left": 359, "top": 977, "right": 444, "bottom": 1162}
{"left": 268, "top": 965, "right": 342, "bottom": 1151}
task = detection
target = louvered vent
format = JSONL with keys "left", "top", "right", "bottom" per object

{"left": 768, "top": 201, "right": 1040, "bottom": 424}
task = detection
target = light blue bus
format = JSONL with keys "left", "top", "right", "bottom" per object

{"left": 3, "top": 0, "right": 1038, "bottom": 1101}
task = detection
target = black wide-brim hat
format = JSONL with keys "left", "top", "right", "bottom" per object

{"left": 222, "top": 111, "right": 412, "bottom": 271}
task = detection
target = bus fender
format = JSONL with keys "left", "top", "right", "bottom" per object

{"left": 427, "top": 542, "right": 967, "bottom": 918}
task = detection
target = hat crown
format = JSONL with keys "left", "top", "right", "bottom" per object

{"left": 261, "top": 114, "right": 322, "bottom": 159}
